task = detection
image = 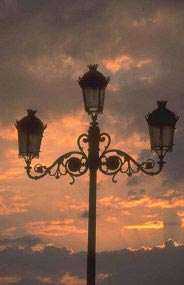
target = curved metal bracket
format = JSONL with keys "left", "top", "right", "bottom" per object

{"left": 98, "top": 132, "right": 166, "bottom": 182}
{"left": 23, "top": 127, "right": 168, "bottom": 184}
{"left": 24, "top": 133, "right": 89, "bottom": 184}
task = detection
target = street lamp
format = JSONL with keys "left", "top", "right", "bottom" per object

{"left": 15, "top": 65, "right": 178, "bottom": 285}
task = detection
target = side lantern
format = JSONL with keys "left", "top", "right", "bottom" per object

{"left": 15, "top": 109, "right": 47, "bottom": 159}
{"left": 146, "top": 101, "right": 179, "bottom": 152}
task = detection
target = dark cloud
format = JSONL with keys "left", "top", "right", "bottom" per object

{"left": 159, "top": 129, "right": 184, "bottom": 186}
{"left": 1, "top": 0, "right": 184, "bottom": 127}
{"left": 0, "top": 1, "right": 184, "bottom": 280}
{"left": 0, "top": 235, "right": 41, "bottom": 249}
{"left": 128, "top": 189, "right": 145, "bottom": 200}
{"left": 12, "top": 279, "right": 50, "bottom": 285}
{"left": 0, "top": 237, "right": 184, "bottom": 285}
{"left": 80, "top": 210, "right": 88, "bottom": 219}
{"left": 127, "top": 176, "right": 142, "bottom": 186}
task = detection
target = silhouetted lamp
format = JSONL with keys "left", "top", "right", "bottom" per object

{"left": 146, "top": 101, "right": 178, "bottom": 153}
{"left": 78, "top": 64, "right": 110, "bottom": 115}
{"left": 16, "top": 65, "right": 179, "bottom": 285}
{"left": 15, "top": 109, "right": 46, "bottom": 159}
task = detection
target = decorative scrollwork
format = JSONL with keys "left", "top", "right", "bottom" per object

{"left": 23, "top": 125, "right": 167, "bottom": 185}
{"left": 99, "top": 135, "right": 165, "bottom": 182}
{"left": 24, "top": 133, "right": 89, "bottom": 184}
{"left": 99, "top": 132, "right": 111, "bottom": 154}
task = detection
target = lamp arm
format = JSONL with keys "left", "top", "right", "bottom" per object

{"left": 97, "top": 132, "right": 166, "bottom": 182}
{"left": 99, "top": 148, "right": 164, "bottom": 182}
{"left": 24, "top": 133, "right": 89, "bottom": 184}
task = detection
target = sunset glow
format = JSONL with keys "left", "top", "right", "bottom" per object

{"left": 0, "top": 0, "right": 183, "bottom": 284}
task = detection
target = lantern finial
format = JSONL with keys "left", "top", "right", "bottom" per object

{"left": 27, "top": 109, "right": 37, "bottom": 116}
{"left": 88, "top": 64, "right": 98, "bottom": 72}
{"left": 157, "top": 100, "right": 167, "bottom": 109}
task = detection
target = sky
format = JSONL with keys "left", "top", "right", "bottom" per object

{"left": 0, "top": 0, "right": 184, "bottom": 284}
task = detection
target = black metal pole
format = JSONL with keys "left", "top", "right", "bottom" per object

{"left": 87, "top": 119, "right": 100, "bottom": 285}
{"left": 87, "top": 168, "right": 97, "bottom": 285}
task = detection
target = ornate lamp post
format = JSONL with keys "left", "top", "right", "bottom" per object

{"left": 16, "top": 65, "right": 178, "bottom": 285}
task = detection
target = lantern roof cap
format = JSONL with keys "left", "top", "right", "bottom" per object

{"left": 146, "top": 100, "right": 179, "bottom": 126}
{"left": 15, "top": 109, "right": 47, "bottom": 133}
{"left": 78, "top": 64, "right": 110, "bottom": 89}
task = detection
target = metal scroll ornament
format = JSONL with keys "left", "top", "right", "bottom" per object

{"left": 24, "top": 126, "right": 165, "bottom": 184}
{"left": 98, "top": 132, "right": 164, "bottom": 182}
{"left": 24, "top": 133, "right": 89, "bottom": 184}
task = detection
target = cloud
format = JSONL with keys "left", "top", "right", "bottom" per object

{"left": 0, "top": 235, "right": 41, "bottom": 249}
{"left": 0, "top": 0, "right": 183, "bottom": 263}
{"left": 25, "top": 219, "right": 87, "bottom": 237}
{"left": 127, "top": 176, "right": 142, "bottom": 186}
{"left": 128, "top": 189, "right": 145, "bottom": 200}
{"left": 0, "top": 0, "right": 183, "bottom": 187}
{"left": 0, "top": 237, "right": 184, "bottom": 285}
{"left": 80, "top": 210, "right": 88, "bottom": 219}
{"left": 124, "top": 220, "right": 163, "bottom": 230}
{"left": 0, "top": 194, "right": 30, "bottom": 216}
{"left": 99, "top": 189, "right": 184, "bottom": 211}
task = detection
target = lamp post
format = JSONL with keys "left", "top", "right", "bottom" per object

{"left": 16, "top": 65, "right": 178, "bottom": 285}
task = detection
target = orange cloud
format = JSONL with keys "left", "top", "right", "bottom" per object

{"left": 3, "top": 227, "right": 17, "bottom": 237}
{"left": 0, "top": 276, "right": 20, "bottom": 284}
{"left": 124, "top": 220, "right": 163, "bottom": 230}
{"left": 147, "top": 189, "right": 184, "bottom": 209}
{"left": 116, "top": 132, "right": 149, "bottom": 152}
{"left": 24, "top": 54, "right": 75, "bottom": 81}
{"left": 139, "top": 75, "right": 153, "bottom": 83}
{"left": 136, "top": 59, "right": 152, "bottom": 68}
{"left": 181, "top": 219, "right": 184, "bottom": 228}
{"left": 0, "top": 168, "right": 25, "bottom": 181}
{"left": 0, "top": 195, "right": 30, "bottom": 216}
{"left": 98, "top": 195, "right": 121, "bottom": 209}
{"left": 98, "top": 195, "right": 149, "bottom": 209}
{"left": 97, "top": 273, "right": 112, "bottom": 282}
{"left": 41, "top": 111, "right": 88, "bottom": 159}
{"left": 59, "top": 273, "right": 86, "bottom": 285}
{"left": 103, "top": 55, "right": 134, "bottom": 73}
{"left": 26, "top": 219, "right": 87, "bottom": 237}
{"left": 106, "top": 216, "right": 118, "bottom": 223}
{"left": 99, "top": 189, "right": 184, "bottom": 211}
{"left": 55, "top": 195, "right": 88, "bottom": 214}
{"left": 102, "top": 55, "right": 152, "bottom": 73}
{"left": 177, "top": 211, "right": 184, "bottom": 217}
{"left": 104, "top": 129, "right": 149, "bottom": 159}
{"left": 0, "top": 126, "right": 17, "bottom": 141}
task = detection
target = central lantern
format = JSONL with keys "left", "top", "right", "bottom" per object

{"left": 78, "top": 64, "right": 110, "bottom": 115}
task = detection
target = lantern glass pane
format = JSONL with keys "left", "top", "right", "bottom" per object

{"left": 162, "top": 125, "right": 175, "bottom": 149}
{"left": 83, "top": 87, "right": 105, "bottom": 113}
{"left": 99, "top": 88, "right": 105, "bottom": 112}
{"left": 18, "top": 130, "right": 43, "bottom": 158}
{"left": 28, "top": 132, "right": 43, "bottom": 156}
{"left": 149, "top": 125, "right": 175, "bottom": 151}
{"left": 149, "top": 125, "right": 161, "bottom": 150}
{"left": 83, "top": 87, "right": 99, "bottom": 112}
{"left": 18, "top": 131, "right": 28, "bottom": 156}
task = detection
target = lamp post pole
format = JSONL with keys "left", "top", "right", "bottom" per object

{"left": 16, "top": 65, "right": 179, "bottom": 285}
{"left": 87, "top": 118, "right": 100, "bottom": 285}
{"left": 87, "top": 166, "right": 97, "bottom": 285}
